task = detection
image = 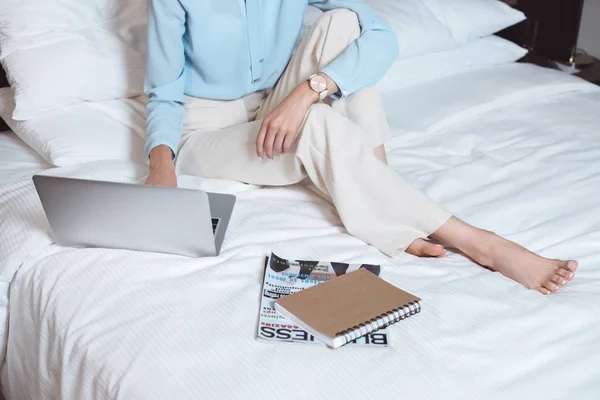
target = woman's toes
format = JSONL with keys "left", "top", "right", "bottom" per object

{"left": 557, "top": 260, "right": 578, "bottom": 279}
{"left": 537, "top": 262, "right": 577, "bottom": 295}
{"left": 550, "top": 274, "right": 567, "bottom": 287}
{"left": 543, "top": 282, "right": 560, "bottom": 293}
{"left": 565, "top": 261, "right": 579, "bottom": 273}
{"left": 556, "top": 268, "right": 572, "bottom": 282}
{"left": 430, "top": 244, "right": 446, "bottom": 258}
{"left": 538, "top": 287, "right": 552, "bottom": 295}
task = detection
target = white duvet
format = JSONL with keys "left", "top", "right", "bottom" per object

{"left": 2, "top": 64, "right": 600, "bottom": 400}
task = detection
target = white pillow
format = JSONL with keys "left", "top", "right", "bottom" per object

{"left": 420, "top": 0, "right": 526, "bottom": 44}
{"left": 377, "top": 35, "right": 527, "bottom": 93}
{"left": 365, "top": 0, "right": 460, "bottom": 58}
{"left": 300, "top": 2, "right": 458, "bottom": 59}
{"left": 0, "top": 88, "right": 148, "bottom": 167}
{"left": 0, "top": 0, "right": 147, "bottom": 121}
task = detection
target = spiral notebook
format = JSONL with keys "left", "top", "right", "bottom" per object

{"left": 274, "top": 268, "right": 421, "bottom": 348}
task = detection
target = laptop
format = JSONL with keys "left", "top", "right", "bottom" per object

{"left": 32, "top": 175, "right": 236, "bottom": 257}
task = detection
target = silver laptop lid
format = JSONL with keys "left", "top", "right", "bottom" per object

{"left": 33, "top": 175, "right": 219, "bottom": 258}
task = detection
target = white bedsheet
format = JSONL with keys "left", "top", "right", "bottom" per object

{"left": 2, "top": 64, "right": 600, "bottom": 400}
{"left": 0, "top": 130, "right": 49, "bottom": 185}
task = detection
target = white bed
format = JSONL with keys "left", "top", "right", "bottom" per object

{"left": 0, "top": 130, "right": 49, "bottom": 185}
{"left": 1, "top": 64, "right": 599, "bottom": 400}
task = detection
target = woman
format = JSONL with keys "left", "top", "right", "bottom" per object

{"left": 144, "top": 0, "right": 577, "bottom": 295}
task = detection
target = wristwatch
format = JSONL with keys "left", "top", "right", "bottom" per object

{"left": 308, "top": 73, "right": 329, "bottom": 101}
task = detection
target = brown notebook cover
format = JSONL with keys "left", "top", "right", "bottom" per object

{"left": 274, "top": 268, "right": 421, "bottom": 348}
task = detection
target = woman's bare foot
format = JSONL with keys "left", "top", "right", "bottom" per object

{"left": 431, "top": 217, "right": 578, "bottom": 295}
{"left": 406, "top": 238, "right": 446, "bottom": 258}
{"left": 470, "top": 232, "right": 578, "bottom": 295}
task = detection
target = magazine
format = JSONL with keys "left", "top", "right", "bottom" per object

{"left": 257, "top": 252, "right": 392, "bottom": 347}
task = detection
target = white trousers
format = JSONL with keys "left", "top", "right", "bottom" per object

{"left": 176, "top": 9, "right": 451, "bottom": 256}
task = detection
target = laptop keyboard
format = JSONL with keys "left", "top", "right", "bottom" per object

{"left": 212, "top": 218, "right": 220, "bottom": 235}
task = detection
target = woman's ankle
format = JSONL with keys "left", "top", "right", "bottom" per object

{"left": 431, "top": 217, "right": 498, "bottom": 267}
{"left": 464, "top": 230, "right": 498, "bottom": 268}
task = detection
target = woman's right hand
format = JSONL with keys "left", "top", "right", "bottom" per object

{"left": 145, "top": 165, "right": 177, "bottom": 187}
{"left": 146, "top": 145, "right": 177, "bottom": 187}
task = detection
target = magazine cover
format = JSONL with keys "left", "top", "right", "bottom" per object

{"left": 257, "top": 252, "right": 392, "bottom": 347}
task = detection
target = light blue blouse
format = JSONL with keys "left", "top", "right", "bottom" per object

{"left": 145, "top": 0, "right": 398, "bottom": 156}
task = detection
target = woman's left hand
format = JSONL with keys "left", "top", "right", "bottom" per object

{"left": 256, "top": 83, "right": 318, "bottom": 160}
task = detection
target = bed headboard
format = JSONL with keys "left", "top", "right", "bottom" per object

{"left": 0, "top": 65, "right": 7, "bottom": 89}
{"left": 499, "top": 0, "right": 586, "bottom": 64}
{"left": 0, "top": 65, "right": 8, "bottom": 131}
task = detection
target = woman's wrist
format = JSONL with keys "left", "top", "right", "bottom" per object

{"left": 299, "top": 73, "right": 340, "bottom": 104}
{"left": 149, "top": 145, "right": 175, "bottom": 171}
{"left": 298, "top": 81, "right": 320, "bottom": 105}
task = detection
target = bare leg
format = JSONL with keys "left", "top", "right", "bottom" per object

{"left": 374, "top": 145, "right": 388, "bottom": 165}
{"left": 419, "top": 217, "right": 578, "bottom": 295}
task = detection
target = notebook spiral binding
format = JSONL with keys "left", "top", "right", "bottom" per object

{"left": 337, "top": 300, "right": 421, "bottom": 344}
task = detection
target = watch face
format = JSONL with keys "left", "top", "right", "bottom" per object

{"left": 310, "top": 75, "right": 328, "bottom": 93}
